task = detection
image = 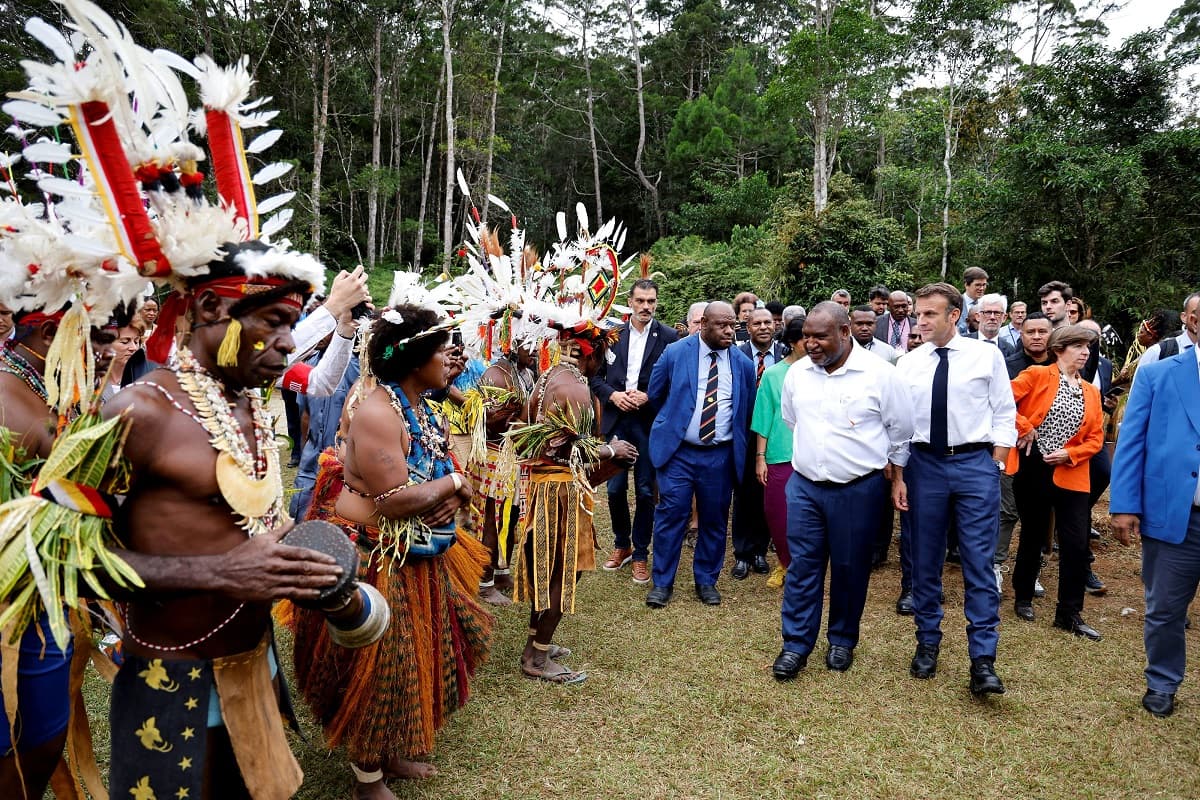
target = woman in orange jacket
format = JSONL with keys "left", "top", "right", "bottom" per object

{"left": 1007, "top": 325, "right": 1105, "bottom": 640}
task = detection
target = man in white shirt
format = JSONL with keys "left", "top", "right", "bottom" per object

{"left": 772, "top": 303, "right": 913, "bottom": 680}
{"left": 892, "top": 282, "right": 1016, "bottom": 697}
{"left": 850, "top": 305, "right": 898, "bottom": 363}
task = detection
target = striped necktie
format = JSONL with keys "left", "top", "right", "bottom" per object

{"left": 890, "top": 320, "right": 902, "bottom": 348}
{"left": 699, "top": 351, "right": 719, "bottom": 443}
{"left": 756, "top": 351, "right": 766, "bottom": 385}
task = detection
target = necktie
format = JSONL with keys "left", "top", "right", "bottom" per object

{"left": 756, "top": 351, "right": 766, "bottom": 385}
{"left": 891, "top": 320, "right": 902, "bottom": 348}
{"left": 986, "top": 338, "right": 997, "bottom": 346}
{"left": 930, "top": 347, "right": 949, "bottom": 452}
{"left": 699, "top": 351, "right": 720, "bottom": 443}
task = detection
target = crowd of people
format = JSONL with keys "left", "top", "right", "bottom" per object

{"left": 0, "top": 6, "right": 1198, "bottom": 800}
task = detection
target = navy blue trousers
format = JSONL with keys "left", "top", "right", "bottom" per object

{"left": 781, "top": 471, "right": 887, "bottom": 655}
{"left": 1143, "top": 507, "right": 1200, "bottom": 694}
{"left": 605, "top": 415, "right": 656, "bottom": 560}
{"left": 906, "top": 447, "right": 1001, "bottom": 659}
{"left": 651, "top": 442, "right": 735, "bottom": 588}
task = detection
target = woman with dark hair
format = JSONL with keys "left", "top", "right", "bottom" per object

{"left": 752, "top": 316, "right": 805, "bottom": 588}
{"left": 1007, "top": 324, "right": 1105, "bottom": 640}
{"left": 291, "top": 304, "right": 493, "bottom": 800}
{"left": 1065, "top": 296, "right": 1091, "bottom": 325}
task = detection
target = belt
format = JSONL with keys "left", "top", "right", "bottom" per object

{"left": 809, "top": 469, "right": 882, "bottom": 490}
{"left": 913, "top": 442, "right": 991, "bottom": 456}
{"left": 680, "top": 440, "right": 731, "bottom": 450}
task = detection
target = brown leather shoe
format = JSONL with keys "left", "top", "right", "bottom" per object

{"left": 603, "top": 547, "right": 633, "bottom": 570}
{"left": 631, "top": 560, "right": 650, "bottom": 584}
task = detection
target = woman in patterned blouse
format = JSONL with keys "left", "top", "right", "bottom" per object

{"left": 1006, "top": 325, "right": 1106, "bottom": 640}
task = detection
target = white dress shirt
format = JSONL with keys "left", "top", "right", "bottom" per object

{"left": 1139, "top": 330, "right": 1195, "bottom": 368}
{"left": 861, "top": 337, "right": 899, "bottom": 364}
{"left": 781, "top": 343, "right": 914, "bottom": 482}
{"left": 305, "top": 330, "right": 355, "bottom": 397}
{"left": 684, "top": 340, "right": 734, "bottom": 444}
{"left": 892, "top": 333, "right": 1017, "bottom": 466}
{"left": 624, "top": 322, "right": 651, "bottom": 392}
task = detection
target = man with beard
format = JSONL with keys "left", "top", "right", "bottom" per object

{"left": 593, "top": 278, "right": 678, "bottom": 583}
{"left": 772, "top": 303, "right": 912, "bottom": 679}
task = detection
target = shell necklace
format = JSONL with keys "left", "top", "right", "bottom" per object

{"left": 175, "top": 348, "right": 284, "bottom": 536}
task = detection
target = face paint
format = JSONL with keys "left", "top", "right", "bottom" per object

{"left": 253, "top": 340, "right": 266, "bottom": 351}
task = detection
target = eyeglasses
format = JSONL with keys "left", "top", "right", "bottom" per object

{"left": 980, "top": 310, "right": 1005, "bottom": 317}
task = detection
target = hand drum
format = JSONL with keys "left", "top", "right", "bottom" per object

{"left": 281, "top": 520, "right": 360, "bottom": 609}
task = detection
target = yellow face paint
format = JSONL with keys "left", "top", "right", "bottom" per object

{"left": 253, "top": 340, "right": 266, "bottom": 351}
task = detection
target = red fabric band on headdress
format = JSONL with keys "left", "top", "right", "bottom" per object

{"left": 143, "top": 275, "right": 302, "bottom": 363}
{"left": 17, "top": 310, "right": 67, "bottom": 328}
{"left": 75, "top": 101, "right": 172, "bottom": 277}
{"left": 205, "top": 109, "right": 257, "bottom": 238}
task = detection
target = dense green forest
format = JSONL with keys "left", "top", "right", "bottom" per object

{"left": 2, "top": 0, "right": 1199, "bottom": 329}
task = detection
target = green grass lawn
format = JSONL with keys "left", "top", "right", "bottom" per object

{"left": 74, "top": 493, "right": 1200, "bottom": 800}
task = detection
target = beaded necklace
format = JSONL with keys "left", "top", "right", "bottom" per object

{"left": 0, "top": 341, "right": 48, "bottom": 403}
{"left": 175, "top": 347, "right": 284, "bottom": 537}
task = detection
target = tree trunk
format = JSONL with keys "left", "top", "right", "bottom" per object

{"left": 366, "top": 21, "right": 383, "bottom": 267}
{"left": 481, "top": 3, "right": 508, "bottom": 229}
{"left": 414, "top": 75, "right": 444, "bottom": 270}
{"left": 581, "top": 11, "right": 603, "bottom": 224}
{"left": 440, "top": 0, "right": 457, "bottom": 271}
{"left": 813, "top": 90, "right": 830, "bottom": 216}
{"left": 940, "top": 83, "right": 959, "bottom": 279}
{"left": 624, "top": 0, "right": 663, "bottom": 236}
{"left": 309, "top": 32, "right": 331, "bottom": 255}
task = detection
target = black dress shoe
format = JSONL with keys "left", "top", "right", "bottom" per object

{"left": 772, "top": 650, "right": 807, "bottom": 681}
{"left": 895, "top": 593, "right": 914, "bottom": 616}
{"left": 945, "top": 549, "right": 961, "bottom": 564}
{"left": 910, "top": 644, "right": 939, "bottom": 679}
{"left": 1014, "top": 602, "right": 1035, "bottom": 622}
{"left": 826, "top": 644, "right": 854, "bottom": 672}
{"left": 752, "top": 555, "right": 770, "bottom": 574}
{"left": 731, "top": 560, "right": 750, "bottom": 580}
{"left": 969, "top": 657, "right": 1006, "bottom": 696}
{"left": 645, "top": 585, "right": 673, "bottom": 608}
{"left": 695, "top": 583, "right": 721, "bottom": 605}
{"left": 1142, "top": 689, "right": 1176, "bottom": 718}
{"left": 1054, "top": 614, "right": 1102, "bottom": 641}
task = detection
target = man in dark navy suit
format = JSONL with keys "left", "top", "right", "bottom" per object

{"left": 731, "top": 307, "right": 786, "bottom": 578}
{"left": 590, "top": 279, "right": 678, "bottom": 583}
{"left": 644, "top": 301, "right": 756, "bottom": 607}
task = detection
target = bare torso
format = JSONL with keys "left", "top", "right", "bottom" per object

{"left": 106, "top": 369, "right": 273, "bottom": 660}
{"left": 0, "top": 372, "right": 55, "bottom": 460}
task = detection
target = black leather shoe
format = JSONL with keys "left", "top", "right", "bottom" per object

{"left": 910, "top": 644, "right": 939, "bottom": 679}
{"left": 895, "top": 593, "right": 914, "bottom": 616}
{"left": 969, "top": 657, "right": 1006, "bottom": 696}
{"left": 645, "top": 585, "right": 673, "bottom": 609}
{"left": 752, "top": 555, "right": 770, "bottom": 574}
{"left": 826, "top": 645, "right": 854, "bottom": 672}
{"left": 731, "top": 560, "right": 750, "bottom": 580}
{"left": 772, "top": 650, "right": 807, "bottom": 681}
{"left": 1014, "top": 602, "right": 1035, "bottom": 622}
{"left": 695, "top": 583, "right": 721, "bottom": 605}
{"left": 1142, "top": 689, "right": 1176, "bottom": 718}
{"left": 1054, "top": 614, "right": 1102, "bottom": 641}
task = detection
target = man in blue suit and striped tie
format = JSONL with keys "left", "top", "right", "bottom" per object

{"left": 1111, "top": 307, "right": 1200, "bottom": 719}
{"left": 644, "top": 301, "right": 757, "bottom": 607}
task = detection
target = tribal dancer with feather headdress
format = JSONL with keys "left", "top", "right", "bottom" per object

{"left": 493, "top": 200, "right": 642, "bottom": 685}
{"left": 288, "top": 288, "right": 492, "bottom": 800}
{"left": 0, "top": 2, "right": 386, "bottom": 798}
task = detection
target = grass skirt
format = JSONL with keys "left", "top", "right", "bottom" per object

{"left": 290, "top": 450, "right": 493, "bottom": 763}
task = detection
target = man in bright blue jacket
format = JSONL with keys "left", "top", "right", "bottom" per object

{"left": 643, "top": 301, "right": 756, "bottom": 608}
{"left": 1110, "top": 338, "right": 1200, "bottom": 719}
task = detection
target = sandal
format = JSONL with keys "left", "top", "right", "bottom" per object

{"left": 521, "top": 661, "right": 587, "bottom": 685}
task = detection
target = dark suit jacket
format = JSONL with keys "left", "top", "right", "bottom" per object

{"left": 875, "top": 315, "right": 917, "bottom": 348}
{"left": 646, "top": 336, "right": 757, "bottom": 482}
{"left": 1005, "top": 349, "right": 1052, "bottom": 380}
{"left": 737, "top": 340, "right": 786, "bottom": 370}
{"left": 1097, "top": 355, "right": 1113, "bottom": 396}
{"left": 966, "top": 331, "right": 1016, "bottom": 358}
{"left": 590, "top": 318, "right": 678, "bottom": 436}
